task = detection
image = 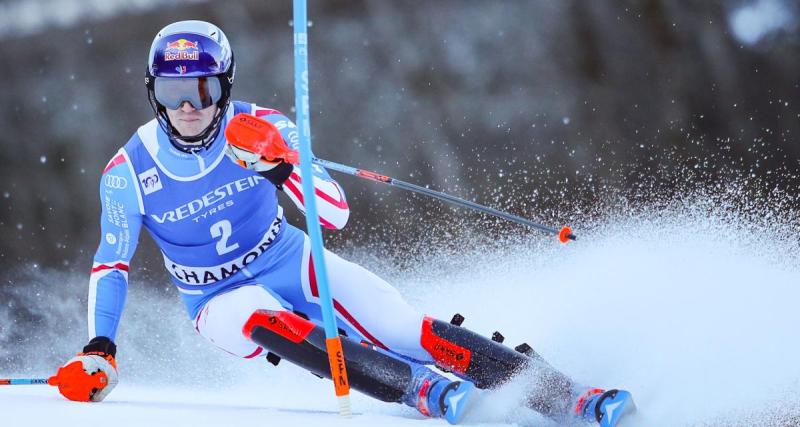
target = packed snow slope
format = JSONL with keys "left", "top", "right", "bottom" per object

{"left": 1, "top": 193, "right": 798, "bottom": 427}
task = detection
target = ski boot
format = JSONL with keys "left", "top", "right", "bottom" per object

{"left": 574, "top": 388, "right": 636, "bottom": 427}
{"left": 403, "top": 365, "right": 477, "bottom": 425}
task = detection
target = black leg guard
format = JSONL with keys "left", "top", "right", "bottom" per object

{"left": 243, "top": 309, "right": 413, "bottom": 403}
{"left": 421, "top": 316, "right": 574, "bottom": 418}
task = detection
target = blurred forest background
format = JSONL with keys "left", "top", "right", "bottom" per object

{"left": 0, "top": 0, "right": 798, "bottom": 279}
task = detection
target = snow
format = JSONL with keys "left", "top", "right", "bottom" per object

{"left": 1, "top": 384, "right": 427, "bottom": 426}
{"left": 1, "top": 198, "right": 799, "bottom": 426}
{"left": 729, "top": 0, "right": 797, "bottom": 45}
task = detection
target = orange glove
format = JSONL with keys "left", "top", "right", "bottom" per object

{"left": 225, "top": 113, "right": 299, "bottom": 165}
{"left": 49, "top": 337, "right": 118, "bottom": 402}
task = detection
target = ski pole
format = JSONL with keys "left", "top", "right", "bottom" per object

{"left": 0, "top": 378, "right": 49, "bottom": 385}
{"left": 293, "top": 0, "right": 352, "bottom": 417}
{"left": 312, "top": 157, "right": 576, "bottom": 242}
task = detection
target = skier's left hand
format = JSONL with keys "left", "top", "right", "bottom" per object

{"left": 48, "top": 336, "right": 118, "bottom": 402}
{"left": 226, "top": 144, "right": 284, "bottom": 172}
{"left": 225, "top": 113, "right": 298, "bottom": 186}
{"left": 225, "top": 113, "right": 299, "bottom": 166}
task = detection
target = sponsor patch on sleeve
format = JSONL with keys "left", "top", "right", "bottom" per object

{"left": 138, "top": 167, "right": 163, "bottom": 195}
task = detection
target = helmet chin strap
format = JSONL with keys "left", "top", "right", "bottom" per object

{"left": 168, "top": 104, "right": 228, "bottom": 153}
{"left": 147, "top": 88, "right": 229, "bottom": 154}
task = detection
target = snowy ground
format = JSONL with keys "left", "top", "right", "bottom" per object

{"left": 1, "top": 198, "right": 799, "bottom": 426}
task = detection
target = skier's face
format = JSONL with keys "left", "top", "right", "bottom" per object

{"left": 166, "top": 102, "right": 218, "bottom": 138}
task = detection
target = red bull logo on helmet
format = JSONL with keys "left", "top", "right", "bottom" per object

{"left": 164, "top": 38, "right": 200, "bottom": 61}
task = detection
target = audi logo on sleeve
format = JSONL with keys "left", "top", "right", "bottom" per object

{"left": 104, "top": 175, "right": 128, "bottom": 190}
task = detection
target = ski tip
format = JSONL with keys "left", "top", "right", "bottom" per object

{"left": 558, "top": 226, "right": 576, "bottom": 243}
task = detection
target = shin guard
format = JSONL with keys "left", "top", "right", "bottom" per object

{"left": 420, "top": 316, "right": 574, "bottom": 418}
{"left": 243, "top": 309, "right": 414, "bottom": 403}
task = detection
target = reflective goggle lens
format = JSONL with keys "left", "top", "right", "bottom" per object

{"left": 154, "top": 77, "right": 222, "bottom": 110}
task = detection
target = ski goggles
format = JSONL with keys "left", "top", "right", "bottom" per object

{"left": 153, "top": 76, "right": 222, "bottom": 110}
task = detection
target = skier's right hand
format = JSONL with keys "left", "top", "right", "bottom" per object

{"left": 48, "top": 336, "right": 118, "bottom": 402}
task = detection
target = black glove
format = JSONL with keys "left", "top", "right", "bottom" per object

{"left": 83, "top": 336, "right": 117, "bottom": 357}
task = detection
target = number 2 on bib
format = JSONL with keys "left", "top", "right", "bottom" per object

{"left": 210, "top": 220, "right": 240, "bottom": 255}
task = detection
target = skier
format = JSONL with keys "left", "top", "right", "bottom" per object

{"left": 50, "top": 20, "right": 635, "bottom": 426}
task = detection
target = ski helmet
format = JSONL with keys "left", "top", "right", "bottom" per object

{"left": 145, "top": 20, "right": 236, "bottom": 152}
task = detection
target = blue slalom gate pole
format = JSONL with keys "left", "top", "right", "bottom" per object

{"left": 292, "top": 0, "right": 352, "bottom": 416}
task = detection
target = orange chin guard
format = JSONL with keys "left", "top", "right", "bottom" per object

{"left": 47, "top": 356, "right": 114, "bottom": 402}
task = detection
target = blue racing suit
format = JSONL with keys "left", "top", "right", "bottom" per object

{"left": 88, "top": 101, "right": 349, "bottom": 340}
